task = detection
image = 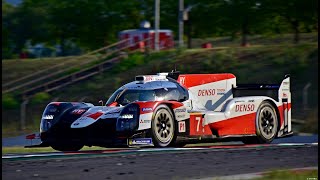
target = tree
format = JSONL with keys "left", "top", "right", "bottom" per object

{"left": 2, "top": 0, "right": 50, "bottom": 58}
{"left": 264, "top": 0, "right": 318, "bottom": 43}
{"left": 2, "top": 1, "right": 15, "bottom": 58}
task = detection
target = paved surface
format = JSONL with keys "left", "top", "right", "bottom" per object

{"left": 2, "top": 133, "right": 318, "bottom": 147}
{"left": 2, "top": 144, "right": 318, "bottom": 180}
{"left": 2, "top": 135, "right": 30, "bottom": 147}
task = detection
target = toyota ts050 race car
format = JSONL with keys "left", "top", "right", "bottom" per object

{"left": 27, "top": 71, "right": 292, "bottom": 151}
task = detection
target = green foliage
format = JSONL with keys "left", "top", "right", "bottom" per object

{"left": 2, "top": 94, "right": 19, "bottom": 109}
{"left": 114, "top": 77, "right": 122, "bottom": 91}
{"left": 300, "top": 108, "right": 318, "bottom": 134}
{"left": 112, "top": 53, "right": 145, "bottom": 72}
{"left": 85, "top": 82, "right": 103, "bottom": 91}
{"left": 2, "top": 0, "right": 318, "bottom": 58}
{"left": 30, "top": 92, "right": 50, "bottom": 105}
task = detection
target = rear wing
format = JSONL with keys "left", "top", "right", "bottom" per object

{"left": 233, "top": 74, "right": 291, "bottom": 103}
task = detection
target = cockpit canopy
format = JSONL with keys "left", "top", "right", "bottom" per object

{"left": 106, "top": 80, "right": 189, "bottom": 106}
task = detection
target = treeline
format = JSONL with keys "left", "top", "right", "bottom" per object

{"left": 2, "top": 0, "right": 318, "bottom": 59}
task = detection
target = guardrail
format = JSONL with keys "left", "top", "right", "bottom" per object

{"left": 291, "top": 119, "right": 306, "bottom": 124}
{"left": 2, "top": 39, "right": 131, "bottom": 94}
{"left": 21, "top": 38, "right": 153, "bottom": 99}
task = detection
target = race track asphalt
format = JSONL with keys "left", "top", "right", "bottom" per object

{"left": 2, "top": 144, "right": 318, "bottom": 180}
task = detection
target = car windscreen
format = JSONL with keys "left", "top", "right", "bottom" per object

{"left": 106, "top": 88, "right": 180, "bottom": 106}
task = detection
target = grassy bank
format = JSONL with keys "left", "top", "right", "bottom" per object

{"left": 2, "top": 146, "right": 115, "bottom": 154}
{"left": 2, "top": 142, "right": 228, "bottom": 154}
{"left": 252, "top": 169, "right": 318, "bottom": 180}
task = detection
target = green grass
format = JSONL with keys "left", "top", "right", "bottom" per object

{"left": 191, "top": 32, "right": 318, "bottom": 48}
{"left": 2, "top": 146, "right": 127, "bottom": 155}
{"left": 2, "top": 55, "right": 90, "bottom": 83}
{"left": 1, "top": 142, "right": 230, "bottom": 154}
{"left": 252, "top": 169, "right": 318, "bottom": 180}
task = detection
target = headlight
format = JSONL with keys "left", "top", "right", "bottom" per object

{"left": 119, "top": 114, "right": 134, "bottom": 119}
{"left": 39, "top": 104, "right": 59, "bottom": 132}
{"left": 40, "top": 119, "right": 52, "bottom": 133}
{"left": 116, "top": 104, "right": 140, "bottom": 132}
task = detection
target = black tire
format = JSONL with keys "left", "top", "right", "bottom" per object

{"left": 151, "top": 105, "right": 177, "bottom": 147}
{"left": 51, "top": 144, "right": 84, "bottom": 151}
{"left": 242, "top": 101, "right": 278, "bottom": 144}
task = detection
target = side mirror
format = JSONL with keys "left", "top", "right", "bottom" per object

{"left": 98, "top": 100, "right": 104, "bottom": 106}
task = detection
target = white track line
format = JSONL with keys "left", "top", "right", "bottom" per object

{"left": 2, "top": 142, "right": 318, "bottom": 159}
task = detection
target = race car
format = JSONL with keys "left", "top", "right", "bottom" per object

{"left": 29, "top": 71, "right": 292, "bottom": 151}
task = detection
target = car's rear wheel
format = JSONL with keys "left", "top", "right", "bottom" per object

{"left": 242, "top": 101, "right": 278, "bottom": 144}
{"left": 51, "top": 143, "right": 84, "bottom": 151}
{"left": 151, "top": 105, "right": 176, "bottom": 147}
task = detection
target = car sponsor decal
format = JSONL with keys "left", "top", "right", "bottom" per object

{"left": 216, "top": 88, "right": 225, "bottom": 95}
{"left": 128, "top": 138, "right": 153, "bottom": 145}
{"left": 179, "top": 76, "right": 186, "bottom": 85}
{"left": 72, "top": 109, "right": 86, "bottom": 115}
{"left": 178, "top": 121, "right": 186, "bottom": 132}
{"left": 174, "top": 107, "right": 189, "bottom": 121}
{"left": 142, "top": 107, "right": 153, "bottom": 112}
{"left": 235, "top": 104, "right": 255, "bottom": 112}
{"left": 137, "top": 101, "right": 184, "bottom": 114}
{"left": 282, "top": 92, "right": 288, "bottom": 98}
{"left": 198, "top": 89, "right": 216, "bottom": 96}
{"left": 139, "top": 119, "right": 151, "bottom": 124}
{"left": 175, "top": 108, "right": 186, "bottom": 113}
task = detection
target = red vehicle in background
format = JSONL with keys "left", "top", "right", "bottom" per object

{"left": 118, "top": 21, "right": 174, "bottom": 50}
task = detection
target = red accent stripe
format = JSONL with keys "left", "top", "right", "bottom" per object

{"left": 87, "top": 112, "right": 103, "bottom": 120}
{"left": 135, "top": 101, "right": 184, "bottom": 114}
{"left": 209, "top": 112, "right": 256, "bottom": 136}
{"left": 51, "top": 102, "right": 61, "bottom": 106}
{"left": 277, "top": 103, "right": 292, "bottom": 127}
{"left": 177, "top": 74, "right": 236, "bottom": 88}
{"left": 108, "top": 102, "right": 118, "bottom": 107}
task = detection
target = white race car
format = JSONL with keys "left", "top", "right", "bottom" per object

{"left": 27, "top": 71, "right": 292, "bottom": 151}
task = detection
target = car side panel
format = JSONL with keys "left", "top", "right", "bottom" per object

{"left": 135, "top": 101, "right": 187, "bottom": 131}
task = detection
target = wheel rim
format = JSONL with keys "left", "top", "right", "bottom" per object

{"left": 154, "top": 109, "right": 174, "bottom": 144}
{"left": 258, "top": 106, "right": 277, "bottom": 139}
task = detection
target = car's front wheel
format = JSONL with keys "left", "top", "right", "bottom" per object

{"left": 151, "top": 105, "right": 176, "bottom": 147}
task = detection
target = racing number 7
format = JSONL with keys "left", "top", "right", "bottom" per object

{"left": 195, "top": 117, "right": 204, "bottom": 132}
